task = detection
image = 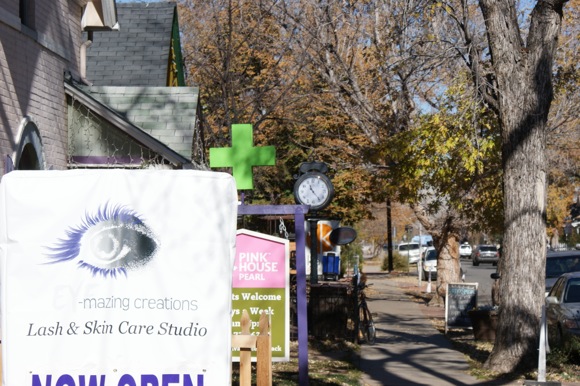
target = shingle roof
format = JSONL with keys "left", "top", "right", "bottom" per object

{"left": 65, "top": 81, "right": 192, "bottom": 166}
{"left": 85, "top": 2, "right": 176, "bottom": 86}
{"left": 79, "top": 85, "right": 199, "bottom": 160}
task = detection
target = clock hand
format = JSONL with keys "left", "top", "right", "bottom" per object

{"left": 309, "top": 185, "right": 321, "bottom": 200}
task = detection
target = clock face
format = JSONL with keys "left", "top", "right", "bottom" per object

{"left": 294, "top": 172, "right": 334, "bottom": 210}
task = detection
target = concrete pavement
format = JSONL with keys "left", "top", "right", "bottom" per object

{"left": 356, "top": 262, "right": 575, "bottom": 386}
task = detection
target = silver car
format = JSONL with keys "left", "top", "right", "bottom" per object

{"left": 546, "top": 272, "right": 580, "bottom": 348}
{"left": 471, "top": 244, "right": 499, "bottom": 266}
{"left": 546, "top": 251, "right": 580, "bottom": 295}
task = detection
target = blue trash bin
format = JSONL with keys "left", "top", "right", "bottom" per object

{"left": 322, "top": 252, "right": 340, "bottom": 280}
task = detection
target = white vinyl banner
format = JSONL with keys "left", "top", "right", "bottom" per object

{"left": 0, "top": 170, "right": 238, "bottom": 386}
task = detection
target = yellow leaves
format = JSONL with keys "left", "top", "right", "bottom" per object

{"left": 432, "top": 2, "right": 455, "bottom": 16}
{"left": 465, "top": 157, "right": 487, "bottom": 176}
{"left": 431, "top": 114, "right": 440, "bottom": 125}
{"left": 389, "top": 86, "right": 502, "bottom": 231}
{"left": 546, "top": 184, "right": 575, "bottom": 230}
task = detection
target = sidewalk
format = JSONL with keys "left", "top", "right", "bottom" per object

{"left": 356, "top": 262, "right": 574, "bottom": 386}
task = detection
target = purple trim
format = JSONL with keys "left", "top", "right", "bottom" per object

{"left": 70, "top": 156, "right": 145, "bottom": 165}
{"left": 237, "top": 205, "right": 308, "bottom": 216}
{"left": 238, "top": 205, "right": 310, "bottom": 385}
{"left": 5, "top": 155, "right": 14, "bottom": 174}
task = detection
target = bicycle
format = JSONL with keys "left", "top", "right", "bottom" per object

{"left": 356, "top": 280, "right": 376, "bottom": 344}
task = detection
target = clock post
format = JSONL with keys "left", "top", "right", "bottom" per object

{"left": 293, "top": 162, "right": 334, "bottom": 284}
{"left": 308, "top": 218, "right": 319, "bottom": 284}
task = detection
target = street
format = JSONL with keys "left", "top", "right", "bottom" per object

{"left": 461, "top": 258, "right": 497, "bottom": 306}
{"left": 394, "top": 256, "right": 497, "bottom": 306}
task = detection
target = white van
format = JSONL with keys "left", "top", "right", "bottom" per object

{"left": 412, "top": 235, "right": 433, "bottom": 252}
{"left": 398, "top": 242, "right": 421, "bottom": 264}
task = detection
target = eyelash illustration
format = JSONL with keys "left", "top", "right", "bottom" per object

{"left": 45, "top": 203, "right": 158, "bottom": 278}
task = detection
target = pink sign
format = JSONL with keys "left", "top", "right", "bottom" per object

{"left": 234, "top": 230, "right": 288, "bottom": 288}
{"left": 232, "top": 229, "right": 290, "bottom": 360}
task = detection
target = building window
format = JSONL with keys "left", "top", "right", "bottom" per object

{"left": 19, "top": 0, "right": 35, "bottom": 30}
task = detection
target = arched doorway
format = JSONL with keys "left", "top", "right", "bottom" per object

{"left": 14, "top": 118, "right": 44, "bottom": 171}
{"left": 18, "top": 143, "right": 40, "bottom": 170}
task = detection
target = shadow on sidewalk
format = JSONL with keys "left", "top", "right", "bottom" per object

{"left": 357, "top": 271, "right": 524, "bottom": 386}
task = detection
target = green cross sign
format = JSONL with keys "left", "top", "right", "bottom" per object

{"left": 209, "top": 124, "right": 276, "bottom": 190}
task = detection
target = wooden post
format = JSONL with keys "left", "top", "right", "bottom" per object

{"left": 231, "top": 309, "right": 272, "bottom": 386}
{"left": 256, "top": 312, "right": 272, "bottom": 386}
{"left": 239, "top": 310, "right": 252, "bottom": 385}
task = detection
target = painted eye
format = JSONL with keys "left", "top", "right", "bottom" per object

{"left": 45, "top": 203, "right": 158, "bottom": 278}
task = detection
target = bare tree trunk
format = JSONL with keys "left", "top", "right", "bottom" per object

{"left": 478, "top": 0, "right": 567, "bottom": 373}
{"left": 435, "top": 234, "right": 462, "bottom": 301}
{"left": 413, "top": 204, "right": 463, "bottom": 302}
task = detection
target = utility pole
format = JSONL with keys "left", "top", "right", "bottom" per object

{"left": 386, "top": 198, "right": 393, "bottom": 272}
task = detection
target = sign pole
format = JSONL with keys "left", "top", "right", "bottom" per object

{"left": 294, "top": 210, "right": 309, "bottom": 385}
{"left": 538, "top": 305, "right": 547, "bottom": 382}
{"left": 238, "top": 204, "right": 310, "bottom": 385}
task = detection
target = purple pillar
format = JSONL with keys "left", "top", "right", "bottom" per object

{"left": 237, "top": 204, "right": 310, "bottom": 385}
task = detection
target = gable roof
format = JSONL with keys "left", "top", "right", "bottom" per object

{"left": 85, "top": 2, "right": 179, "bottom": 86}
{"left": 65, "top": 80, "right": 198, "bottom": 167}
{"left": 84, "top": 85, "right": 199, "bottom": 160}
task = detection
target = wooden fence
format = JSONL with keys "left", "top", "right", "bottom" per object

{"left": 232, "top": 310, "right": 272, "bottom": 386}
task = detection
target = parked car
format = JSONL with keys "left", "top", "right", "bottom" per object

{"left": 398, "top": 242, "right": 421, "bottom": 264}
{"left": 412, "top": 235, "right": 433, "bottom": 254}
{"left": 421, "top": 247, "right": 465, "bottom": 281}
{"left": 459, "top": 243, "right": 472, "bottom": 259}
{"left": 546, "top": 271, "right": 580, "bottom": 348}
{"left": 546, "top": 250, "right": 580, "bottom": 295}
{"left": 471, "top": 244, "right": 499, "bottom": 266}
{"left": 491, "top": 250, "right": 580, "bottom": 297}
{"left": 422, "top": 247, "right": 437, "bottom": 280}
